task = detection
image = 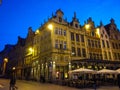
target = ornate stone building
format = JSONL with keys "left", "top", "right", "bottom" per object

{"left": 0, "top": 9, "right": 120, "bottom": 81}
{"left": 23, "top": 9, "right": 120, "bottom": 82}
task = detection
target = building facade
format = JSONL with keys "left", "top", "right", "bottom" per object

{"left": 0, "top": 9, "right": 120, "bottom": 81}
{"left": 23, "top": 9, "right": 120, "bottom": 82}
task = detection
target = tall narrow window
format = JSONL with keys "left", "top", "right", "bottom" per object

{"left": 81, "top": 35, "right": 84, "bottom": 42}
{"left": 58, "top": 28, "right": 61, "bottom": 35}
{"left": 91, "top": 40, "right": 94, "bottom": 48}
{"left": 108, "top": 52, "right": 111, "bottom": 60}
{"left": 114, "top": 53, "right": 117, "bottom": 59}
{"left": 55, "top": 27, "right": 58, "bottom": 34}
{"left": 58, "top": 28, "right": 62, "bottom": 35}
{"left": 91, "top": 31, "right": 94, "bottom": 36}
{"left": 82, "top": 48, "right": 86, "bottom": 57}
{"left": 89, "top": 53, "right": 92, "bottom": 59}
{"left": 76, "top": 34, "right": 79, "bottom": 42}
{"left": 88, "top": 39, "right": 91, "bottom": 47}
{"left": 63, "top": 41, "right": 67, "bottom": 50}
{"left": 95, "top": 41, "right": 97, "bottom": 48}
{"left": 104, "top": 51, "right": 107, "bottom": 59}
{"left": 60, "top": 41, "right": 63, "bottom": 49}
{"left": 71, "top": 32, "right": 74, "bottom": 41}
{"left": 59, "top": 17, "right": 62, "bottom": 22}
{"left": 72, "top": 47, "right": 76, "bottom": 56}
{"left": 77, "top": 48, "right": 81, "bottom": 56}
{"left": 98, "top": 41, "right": 101, "bottom": 48}
{"left": 112, "top": 42, "right": 115, "bottom": 49}
{"left": 60, "top": 28, "right": 62, "bottom": 35}
{"left": 55, "top": 40, "right": 58, "bottom": 48}
{"left": 102, "top": 40, "right": 105, "bottom": 47}
{"left": 100, "top": 54, "right": 102, "bottom": 60}
{"left": 63, "top": 30, "right": 66, "bottom": 36}
{"left": 106, "top": 41, "right": 109, "bottom": 48}
{"left": 116, "top": 43, "right": 118, "bottom": 49}
{"left": 118, "top": 53, "right": 120, "bottom": 59}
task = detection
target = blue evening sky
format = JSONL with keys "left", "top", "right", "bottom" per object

{"left": 0, "top": 0, "right": 120, "bottom": 51}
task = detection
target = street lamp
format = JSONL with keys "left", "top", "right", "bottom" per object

{"left": 29, "top": 47, "right": 34, "bottom": 54}
{"left": 47, "top": 24, "right": 53, "bottom": 30}
{"left": 85, "top": 24, "right": 90, "bottom": 30}
{"left": 35, "top": 29, "right": 40, "bottom": 34}
{"left": 12, "top": 67, "right": 16, "bottom": 70}
{"left": 2, "top": 58, "right": 8, "bottom": 75}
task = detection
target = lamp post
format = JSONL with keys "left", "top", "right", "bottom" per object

{"left": 2, "top": 58, "right": 8, "bottom": 75}
{"left": 85, "top": 24, "right": 90, "bottom": 29}
{"left": 47, "top": 24, "right": 53, "bottom": 30}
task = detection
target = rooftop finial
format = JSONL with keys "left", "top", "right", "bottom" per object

{"left": 74, "top": 12, "right": 76, "bottom": 18}
{"left": 100, "top": 21, "right": 103, "bottom": 26}
{"left": 110, "top": 18, "right": 114, "bottom": 24}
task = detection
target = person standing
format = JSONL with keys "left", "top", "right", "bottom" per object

{"left": 118, "top": 74, "right": 120, "bottom": 88}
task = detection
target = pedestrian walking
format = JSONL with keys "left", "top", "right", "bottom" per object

{"left": 9, "top": 67, "right": 18, "bottom": 90}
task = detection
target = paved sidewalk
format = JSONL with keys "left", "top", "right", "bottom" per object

{"left": 0, "top": 79, "right": 120, "bottom": 90}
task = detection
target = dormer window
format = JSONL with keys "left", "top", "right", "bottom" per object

{"left": 75, "top": 24, "right": 78, "bottom": 28}
{"left": 91, "top": 31, "right": 94, "bottom": 36}
{"left": 59, "top": 17, "right": 62, "bottom": 22}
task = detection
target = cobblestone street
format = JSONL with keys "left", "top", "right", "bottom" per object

{"left": 0, "top": 79, "right": 120, "bottom": 90}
